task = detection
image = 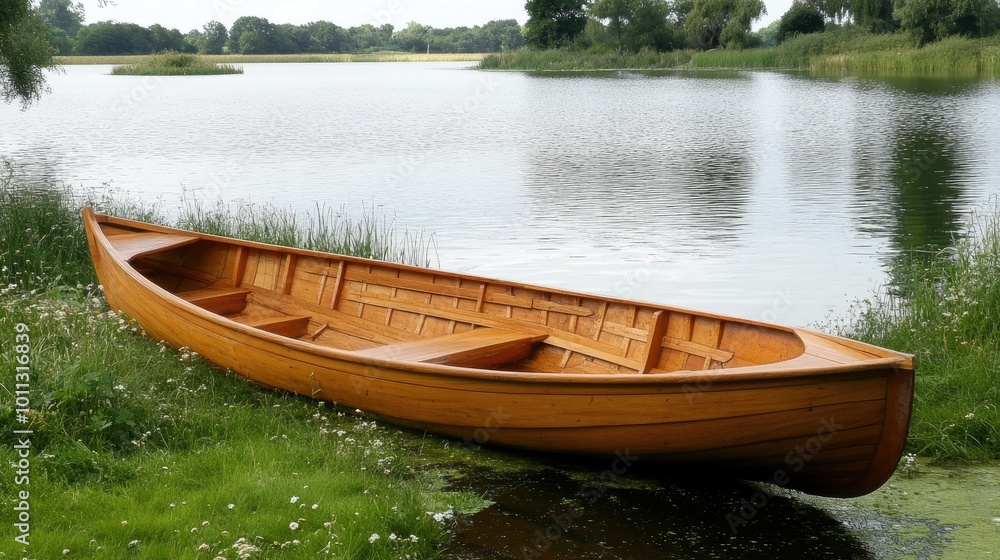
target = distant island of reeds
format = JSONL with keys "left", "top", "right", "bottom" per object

{"left": 110, "top": 52, "right": 243, "bottom": 76}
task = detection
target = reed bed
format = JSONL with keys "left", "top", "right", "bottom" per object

{"left": 835, "top": 201, "right": 1000, "bottom": 461}
{"left": 110, "top": 52, "right": 243, "bottom": 76}
{"left": 480, "top": 48, "right": 694, "bottom": 70}
{"left": 483, "top": 31, "right": 1000, "bottom": 76}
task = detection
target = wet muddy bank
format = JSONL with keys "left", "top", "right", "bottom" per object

{"left": 439, "top": 456, "right": 999, "bottom": 559}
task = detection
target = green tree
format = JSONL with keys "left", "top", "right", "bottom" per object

{"left": 590, "top": 0, "right": 633, "bottom": 53}
{"left": 777, "top": 1, "right": 825, "bottom": 43}
{"left": 148, "top": 23, "right": 189, "bottom": 52}
{"left": 75, "top": 21, "right": 154, "bottom": 55}
{"left": 45, "top": 24, "right": 75, "bottom": 54}
{"left": 805, "top": 0, "right": 850, "bottom": 22}
{"left": 309, "top": 21, "right": 353, "bottom": 53}
{"left": 200, "top": 20, "right": 227, "bottom": 54}
{"left": 393, "top": 21, "right": 430, "bottom": 52}
{"left": 524, "top": 0, "right": 589, "bottom": 48}
{"left": 482, "top": 19, "right": 525, "bottom": 51}
{"left": 894, "top": 0, "right": 1000, "bottom": 43}
{"left": 229, "top": 16, "right": 277, "bottom": 54}
{"left": 1, "top": 0, "right": 57, "bottom": 107}
{"left": 629, "top": 0, "right": 677, "bottom": 50}
{"left": 276, "top": 23, "right": 310, "bottom": 53}
{"left": 590, "top": 0, "right": 676, "bottom": 52}
{"left": 686, "top": 0, "right": 766, "bottom": 49}
{"left": 851, "top": 0, "right": 896, "bottom": 32}
{"left": 37, "top": 0, "right": 84, "bottom": 37}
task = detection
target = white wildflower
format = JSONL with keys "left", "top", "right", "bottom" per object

{"left": 369, "top": 533, "right": 380, "bottom": 543}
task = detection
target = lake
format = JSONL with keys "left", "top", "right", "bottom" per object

{"left": 4, "top": 62, "right": 1000, "bottom": 326}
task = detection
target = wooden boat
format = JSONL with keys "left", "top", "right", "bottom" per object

{"left": 83, "top": 208, "right": 914, "bottom": 498}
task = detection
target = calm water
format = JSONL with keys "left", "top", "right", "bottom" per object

{"left": 4, "top": 63, "right": 1000, "bottom": 326}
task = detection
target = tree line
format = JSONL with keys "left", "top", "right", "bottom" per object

{"left": 31, "top": 0, "right": 1000, "bottom": 58}
{"left": 35, "top": 0, "right": 524, "bottom": 56}
{"left": 526, "top": 0, "right": 1000, "bottom": 51}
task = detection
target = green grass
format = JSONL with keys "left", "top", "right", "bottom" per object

{"left": 110, "top": 52, "right": 243, "bottom": 76}
{"left": 835, "top": 202, "right": 1000, "bottom": 461}
{"left": 60, "top": 52, "right": 486, "bottom": 66}
{"left": 0, "top": 171, "right": 476, "bottom": 558}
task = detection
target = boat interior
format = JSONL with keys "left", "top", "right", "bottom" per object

{"left": 101, "top": 221, "right": 810, "bottom": 374}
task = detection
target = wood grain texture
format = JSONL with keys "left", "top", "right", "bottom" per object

{"left": 83, "top": 208, "right": 916, "bottom": 498}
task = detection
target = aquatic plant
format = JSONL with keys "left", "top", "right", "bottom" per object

{"left": 110, "top": 52, "right": 243, "bottom": 76}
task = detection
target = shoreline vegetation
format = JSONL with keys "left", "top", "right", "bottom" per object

{"left": 110, "top": 52, "right": 243, "bottom": 76}
{"left": 54, "top": 34, "right": 1000, "bottom": 77}
{"left": 58, "top": 52, "right": 487, "bottom": 65}
{"left": 480, "top": 31, "right": 1000, "bottom": 75}
{"left": 839, "top": 200, "right": 1000, "bottom": 462}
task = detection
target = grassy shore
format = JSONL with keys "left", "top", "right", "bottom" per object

{"left": 836, "top": 203, "right": 1000, "bottom": 461}
{"left": 110, "top": 53, "right": 243, "bottom": 76}
{"left": 481, "top": 30, "right": 1000, "bottom": 76}
{"left": 0, "top": 175, "right": 474, "bottom": 558}
{"left": 58, "top": 52, "right": 486, "bottom": 66}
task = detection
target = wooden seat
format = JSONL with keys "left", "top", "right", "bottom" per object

{"left": 351, "top": 328, "right": 548, "bottom": 369}
{"left": 231, "top": 315, "right": 311, "bottom": 338}
{"left": 108, "top": 232, "right": 200, "bottom": 261}
{"left": 176, "top": 288, "right": 250, "bottom": 314}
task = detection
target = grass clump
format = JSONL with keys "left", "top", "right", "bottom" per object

{"left": 110, "top": 52, "right": 243, "bottom": 76}
{"left": 839, "top": 202, "right": 1000, "bottom": 461}
{"left": 178, "top": 196, "right": 438, "bottom": 268}
{"left": 0, "top": 171, "right": 475, "bottom": 558}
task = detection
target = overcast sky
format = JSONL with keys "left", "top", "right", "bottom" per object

{"left": 76, "top": 0, "right": 789, "bottom": 33}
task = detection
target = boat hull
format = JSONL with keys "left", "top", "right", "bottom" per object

{"left": 84, "top": 209, "right": 914, "bottom": 497}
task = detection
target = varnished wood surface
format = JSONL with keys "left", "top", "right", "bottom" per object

{"left": 83, "top": 208, "right": 916, "bottom": 497}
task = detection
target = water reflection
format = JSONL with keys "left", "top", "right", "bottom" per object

{"left": 889, "top": 115, "right": 966, "bottom": 253}
{"left": 445, "top": 463, "right": 873, "bottom": 559}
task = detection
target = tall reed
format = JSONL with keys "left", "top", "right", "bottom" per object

{"left": 177, "top": 195, "right": 438, "bottom": 268}
{"left": 480, "top": 48, "right": 694, "bottom": 70}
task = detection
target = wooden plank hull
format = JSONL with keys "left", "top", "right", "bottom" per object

{"left": 83, "top": 208, "right": 915, "bottom": 497}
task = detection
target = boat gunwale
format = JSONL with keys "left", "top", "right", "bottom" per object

{"left": 85, "top": 208, "right": 916, "bottom": 385}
